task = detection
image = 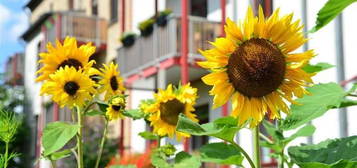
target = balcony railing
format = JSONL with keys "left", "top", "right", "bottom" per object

{"left": 45, "top": 12, "right": 107, "bottom": 46}
{"left": 117, "top": 16, "right": 221, "bottom": 77}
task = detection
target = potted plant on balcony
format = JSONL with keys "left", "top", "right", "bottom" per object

{"left": 156, "top": 9, "right": 172, "bottom": 27}
{"left": 138, "top": 19, "right": 155, "bottom": 37}
{"left": 120, "top": 32, "right": 137, "bottom": 48}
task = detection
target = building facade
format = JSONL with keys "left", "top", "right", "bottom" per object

{"left": 21, "top": 0, "right": 357, "bottom": 167}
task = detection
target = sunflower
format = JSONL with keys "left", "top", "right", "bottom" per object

{"left": 106, "top": 96, "right": 126, "bottom": 120}
{"left": 99, "top": 62, "right": 125, "bottom": 100}
{"left": 145, "top": 83, "right": 198, "bottom": 139}
{"left": 198, "top": 6, "right": 315, "bottom": 127}
{"left": 40, "top": 66, "right": 96, "bottom": 107}
{"left": 36, "top": 36, "right": 96, "bottom": 82}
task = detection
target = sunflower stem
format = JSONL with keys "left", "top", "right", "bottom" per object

{"left": 4, "top": 142, "right": 9, "bottom": 168}
{"left": 94, "top": 118, "right": 108, "bottom": 168}
{"left": 253, "top": 126, "right": 261, "bottom": 168}
{"left": 76, "top": 106, "right": 84, "bottom": 168}
{"left": 229, "top": 140, "right": 255, "bottom": 168}
{"left": 157, "top": 136, "right": 161, "bottom": 147}
{"left": 50, "top": 160, "right": 57, "bottom": 168}
{"left": 279, "top": 147, "right": 285, "bottom": 168}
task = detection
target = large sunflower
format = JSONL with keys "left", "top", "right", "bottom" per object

{"left": 36, "top": 37, "right": 96, "bottom": 82}
{"left": 145, "top": 83, "right": 198, "bottom": 139}
{"left": 99, "top": 62, "right": 125, "bottom": 100}
{"left": 40, "top": 66, "right": 96, "bottom": 107}
{"left": 106, "top": 96, "right": 126, "bottom": 120}
{"left": 198, "top": 7, "right": 315, "bottom": 127}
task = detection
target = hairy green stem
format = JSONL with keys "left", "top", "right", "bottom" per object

{"left": 158, "top": 136, "right": 161, "bottom": 147}
{"left": 94, "top": 119, "right": 109, "bottom": 168}
{"left": 259, "top": 133, "right": 273, "bottom": 144}
{"left": 279, "top": 147, "right": 285, "bottom": 168}
{"left": 229, "top": 141, "right": 256, "bottom": 168}
{"left": 51, "top": 160, "right": 57, "bottom": 168}
{"left": 76, "top": 106, "right": 84, "bottom": 168}
{"left": 253, "top": 127, "right": 261, "bottom": 168}
{"left": 4, "top": 142, "right": 9, "bottom": 168}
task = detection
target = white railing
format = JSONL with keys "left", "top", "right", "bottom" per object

{"left": 117, "top": 16, "right": 220, "bottom": 77}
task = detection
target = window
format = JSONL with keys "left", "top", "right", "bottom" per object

{"left": 92, "top": 0, "right": 98, "bottom": 15}
{"left": 110, "top": 0, "right": 118, "bottom": 23}
{"left": 69, "top": 0, "right": 74, "bottom": 10}
{"left": 190, "top": 0, "right": 207, "bottom": 18}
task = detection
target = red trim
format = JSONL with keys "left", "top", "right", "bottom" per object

{"left": 55, "top": 14, "right": 62, "bottom": 39}
{"left": 220, "top": 0, "right": 226, "bottom": 37}
{"left": 119, "top": 120, "right": 125, "bottom": 156}
{"left": 159, "top": 57, "right": 180, "bottom": 69}
{"left": 142, "top": 66, "right": 158, "bottom": 78}
{"left": 126, "top": 74, "right": 140, "bottom": 85}
{"left": 181, "top": 0, "right": 190, "bottom": 152}
{"left": 12, "top": 54, "right": 18, "bottom": 86}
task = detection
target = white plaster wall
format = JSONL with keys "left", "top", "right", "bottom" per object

{"left": 24, "top": 33, "right": 43, "bottom": 116}
{"left": 342, "top": 3, "right": 357, "bottom": 137}
{"left": 131, "top": 0, "right": 166, "bottom": 34}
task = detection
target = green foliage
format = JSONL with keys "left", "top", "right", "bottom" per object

{"left": 311, "top": 0, "right": 357, "bottom": 32}
{"left": 138, "top": 19, "right": 155, "bottom": 31}
{"left": 176, "top": 114, "right": 240, "bottom": 142}
{"left": 49, "top": 148, "right": 73, "bottom": 161}
{"left": 302, "top": 62, "right": 334, "bottom": 73}
{"left": 158, "top": 9, "right": 172, "bottom": 17}
{"left": 42, "top": 121, "right": 80, "bottom": 156}
{"left": 199, "top": 142, "right": 243, "bottom": 165}
{"left": 85, "top": 109, "right": 105, "bottom": 116}
{"left": 288, "top": 136, "right": 357, "bottom": 168}
{"left": 174, "top": 152, "right": 201, "bottom": 168}
{"left": 96, "top": 101, "right": 109, "bottom": 112}
{"left": 0, "top": 110, "right": 21, "bottom": 143}
{"left": 138, "top": 131, "right": 159, "bottom": 140}
{"left": 123, "top": 109, "right": 145, "bottom": 120}
{"left": 283, "top": 124, "right": 316, "bottom": 144}
{"left": 280, "top": 83, "right": 346, "bottom": 130}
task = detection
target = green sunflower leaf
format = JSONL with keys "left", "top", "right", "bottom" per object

{"left": 138, "top": 131, "right": 159, "bottom": 140}
{"left": 42, "top": 122, "right": 79, "bottom": 156}
{"left": 311, "top": 0, "right": 357, "bottom": 32}
{"left": 283, "top": 124, "right": 316, "bottom": 144}
{"left": 96, "top": 101, "right": 109, "bottom": 112}
{"left": 302, "top": 62, "right": 334, "bottom": 73}
{"left": 199, "top": 142, "right": 243, "bottom": 166}
{"left": 174, "top": 152, "right": 201, "bottom": 168}
{"left": 288, "top": 136, "right": 357, "bottom": 168}
{"left": 123, "top": 109, "right": 145, "bottom": 120}
{"left": 176, "top": 114, "right": 240, "bottom": 142}
{"left": 336, "top": 99, "right": 357, "bottom": 108}
{"left": 151, "top": 149, "right": 172, "bottom": 168}
{"left": 84, "top": 109, "right": 105, "bottom": 116}
{"left": 280, "top": 83, "right": 346, "bottom": 130}
{"left": 49, "top": 148, "right": 73, "bottom": 161}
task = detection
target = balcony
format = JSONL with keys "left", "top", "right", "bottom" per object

{"left": 116, "top": 16, "right": 221, "bottom": 78}
{"left": 44, "top": 12, "right": 107, "bottom": 47}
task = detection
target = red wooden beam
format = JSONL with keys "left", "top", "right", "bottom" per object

{"left": 181, "top": 0, "right": 190, "bottom": 152}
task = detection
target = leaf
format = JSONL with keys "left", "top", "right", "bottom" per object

{"left": 84, "top": 109, "right": 105, "bottom": 116}
{"left": 288, "top": 136, "right": 357, "bottom": 168}
{"left": 151, "top": 149, "right": 172, "bottom": 168}
{"left": 262, "top": 120, "right": 284, "bottom": 141}
{"left": 283, "top": 124, "right": 316, "bottom": 144}
{"left": 138, "top": 131, "right": 159, "bottom": 140}
{"left": 42, "top": 122, "right": 80, "bottom": 156}
{"left": 199, "top": 142, "right": 243, "bottom": 165}
{"left": 96, "top": 101, "right": 109, "bottom": 112}
{"left": 174, "top": 152, "right": 201, "bottom": 168}
{"left": 49, "top": 149, "right": 72, "bottom": 160}
{"left": 280, "top": 83, "right": 346, "bottom": 130}
{"left": 302, "top": 63, "right": 334, "bottom": 73}
{"left": 336, "top": 99, "right": 357, "bottom": 108}
{"left": 123, "top": 109, "right": 145, "bottom": 120}
{"left": 176, "top": 114, "right": 240, "bottom": 142}
{"left": 311, "top": 0, "right": 357, "bottom": 32}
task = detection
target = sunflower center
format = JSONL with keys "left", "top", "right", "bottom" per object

{"left": 159, "top": 99, "right": 185, "bottom": 126}
{"left": 110, "top": 76, "right": 119, "bottom": 91}
{"left": 57, "top": 59, "right": 82, "bottom": 70}
{"left": 227, "top": 38, "right": 286, "bottom": 97}
{"left": 112, "top": 105, "right": 122, "bottom": 111}
{"left": 64, "top": 81, "right": 80, "bottom": 96}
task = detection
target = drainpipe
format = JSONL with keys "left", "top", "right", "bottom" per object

{"left": 301, "top": 0, "right": 314, "bottom": 144}
{"left": 53, "top": 14, "right": 62, "bottom": 122}
{"left": 220, "top": 0, "right": 229, "bottom": 117}
{"left": 181, "top": 0, "right": 190, "bottom": 152}
{"left": 119, "top": 0, "right": 126, "bottom": 157}
{"left": 335, "top": 14, "right": 348, "bottom": 138}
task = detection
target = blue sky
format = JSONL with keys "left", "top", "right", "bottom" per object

{"left": 0, "top": 0, "right": 29, "bottom": 73}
